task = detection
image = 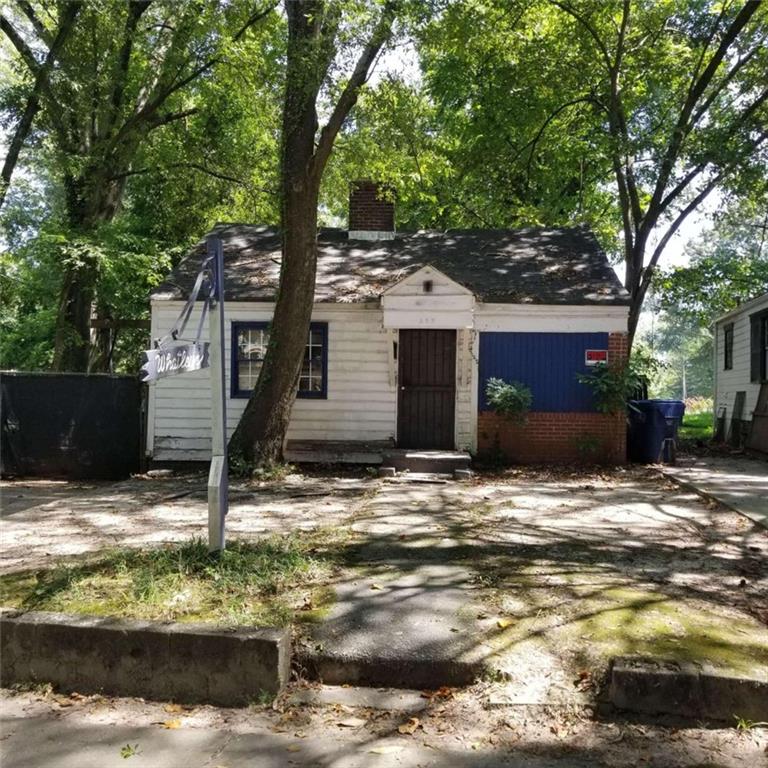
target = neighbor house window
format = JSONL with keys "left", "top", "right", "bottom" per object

{"left": 723, "top": 323, "right": 733, "bottom": 370}
{"left": 231, "top": 322, "right": 327, "bottom": 398}
{"left": 751, "top": 310, "right": 768, "bottom": 382}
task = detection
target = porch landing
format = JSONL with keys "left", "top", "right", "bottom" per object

{"left": 284, "top": 440, "right": 391, "bottom": 464}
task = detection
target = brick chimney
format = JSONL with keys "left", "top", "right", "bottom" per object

{"left": 348, "top": 180, "right": 395, "bottom": 240}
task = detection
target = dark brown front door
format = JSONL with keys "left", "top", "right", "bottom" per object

{"left": 397, "top": 329, "right": 456, "bottom": 449}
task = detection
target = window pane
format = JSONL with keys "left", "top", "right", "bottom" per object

{"left": 298, "top": 326, "right": 325, "bottom": 394}
{"left": 237, "top": 327, "right": 269, "bottom": 391}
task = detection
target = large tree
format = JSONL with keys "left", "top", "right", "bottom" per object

{"left": 421, "top": 0, "right": 768, "bottom": 346}
{"left": 1, "top": 0, "right": 276, "bottom": 370}
{"left": 228, "top": 0, "right": 397, "bottom": 467}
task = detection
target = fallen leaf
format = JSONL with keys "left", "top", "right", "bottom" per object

{"left": 164, "top": 703, "right": 184, "bottom": 714}
{"left": 161, "top": 719, "right": 181, "bottom": 729}
{"left": 369, "top": 745, "right": 404, "bottom": 755}
{"left": 338, "top": 718, "right": 366, "bottom": 728}
{"left": 421, "top": 686, "right": 455, "bottom": 701}
{"left": 497, "top": 618, "right": 513, "bottom": 629}
{"left": 398, "top": 717, "right": 421, "bottom": 735}
{"left": 370, "top": 583, "right": 384, "bottom": 591}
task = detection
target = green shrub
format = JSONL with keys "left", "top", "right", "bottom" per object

{"left": 485, "top": 377, "right": 533, "bottom": 422}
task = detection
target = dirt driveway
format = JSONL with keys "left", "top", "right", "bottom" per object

{"left": 3, "top": 466, "right": 766, "bottom": 684}
{"left": 0, "top": 471, "right": 369, "bottom": 574}
{"left": 2, "top": 466, "right": 767, "bottom": 766}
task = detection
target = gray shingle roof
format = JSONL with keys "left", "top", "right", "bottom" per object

{"left": 152, "top": 224, "right": 630, "bottom": 306}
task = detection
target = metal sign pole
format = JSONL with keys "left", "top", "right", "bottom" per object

{"left": 207, "top": 236, "right": 228, "bottom": 552}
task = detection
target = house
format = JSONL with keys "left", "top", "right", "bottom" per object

{"left": 713, "top": 291, "right": 768, "bottom": 450}
{"left": 148, "top": 182, "right": 631, "bottom": 466}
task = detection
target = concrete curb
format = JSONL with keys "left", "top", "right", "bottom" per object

{"left": 609, "top": 656, "right": 768, "bottom": 722}
{"left": 659, "top": 468, "right": 767, "bottom": 530}
{"left": 0, "top": 609, "right": 290, "bottom": 706}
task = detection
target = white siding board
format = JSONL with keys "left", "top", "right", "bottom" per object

{"left": 475, "top": 304, "right": 628, "bottom": 333}
{"left": 714, "top": 293, "right": 768, "bottom": 434}
{"left": 150, "top": 300, "right": 396, "bottom": 460}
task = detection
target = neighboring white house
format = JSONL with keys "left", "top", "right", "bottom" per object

{"left": 713, "top": 291, "right": 768, "bottom": 445}
{"left": 147, "top": 183, "right": 631, "bottom": 465}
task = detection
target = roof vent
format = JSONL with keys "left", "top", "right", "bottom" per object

{"left": 348, "top": 180, "right": 395, "bottom": 241}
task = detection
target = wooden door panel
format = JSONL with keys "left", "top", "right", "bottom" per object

{"left": 398, "top": 330, "right": 456, "bottom": 449}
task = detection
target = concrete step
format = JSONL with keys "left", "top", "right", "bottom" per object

{"left": 287, "top": 684, "right": 429, "bottom": 712}
{"left": 297, "top": 563, "right": 486, "bottom": 691}
{"left": 381, "top": 450, "right": 471, "bottom": 474}
{"left": 298, "top": 649, "right": 484, "bottom": 690}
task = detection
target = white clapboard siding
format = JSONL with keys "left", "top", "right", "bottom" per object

{"left": 714, "top": 293, "right": 768, "bottom": 433}
{"left": 149, "top": 302, "right": 396, "bottom": 461}
{"left": 454, "top": 329, "right": 476, "bottom": 451}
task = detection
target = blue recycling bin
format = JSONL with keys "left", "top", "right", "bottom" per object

{"left": 628, "top": 399, "right": 686, "bottom": 463}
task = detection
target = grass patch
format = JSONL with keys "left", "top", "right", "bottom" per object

{"left": 679, "top": 412, "right": 713, "bottom": 442}
{"left": 477, "top": 564, "right": 768, "bottom": 679}
{"left": 0, "top": 532, "right": 348, "bottom": 627}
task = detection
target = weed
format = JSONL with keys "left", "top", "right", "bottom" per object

{"left": 249, "top": 689, "right": 276, "bottom": 708}
{"left": 734, "top": 715, "right": 768, "bottom": 731}
{"left": 11, "top": 681, "right": 53, "bottom": 697}
{"left": 120, "top": 744, "right": 140, "bottom": 759}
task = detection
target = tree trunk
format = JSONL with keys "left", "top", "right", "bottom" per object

{"left": 228, "top": 1, "right": 323, "bottom": 466}
{"left": 228, "top": 186, "right": 319, "bottom": 465}
{"left": 52, "top": 170, "right": 126, "bottom": 371}
{"left": 228, "top": 0, "right": 395, "bottom": 468}
{"left": 52, "top": 253, "right": 98, "bottom": 371}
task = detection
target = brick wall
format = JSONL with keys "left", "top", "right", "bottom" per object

{"left": 477, "top": 332, "right": 629, "bottom": 465}
{"left": 349, "top": 180, "right": 395, "bottom": 232}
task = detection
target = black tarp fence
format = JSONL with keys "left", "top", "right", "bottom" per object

{"left": 1, "top": 372, "right": 145, "bottom": 479}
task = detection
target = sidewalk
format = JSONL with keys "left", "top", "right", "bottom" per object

{"left": 663, "top": 455, "right": 768, "bottom": 529}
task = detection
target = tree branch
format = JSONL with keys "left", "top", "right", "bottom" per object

{"left": 0, "top": 12, "right": 41, "bottom": 71}
{"left": 642, "top": 129, "right": 768, "bottom": 297}
{"left": 146, "top": 106, "right": 199, "bottom": 130}
{"left": 690, "top": 40, "right": 764, "bottom": 128}
{"left": 0, "top": 1, "right": 82, "bottom": 209}
{"left": 14, "top": 0, "right": 50, "bottom": 44}
{"left": 111, "top": 1, "right": 276, "bottom": 151}
{"left": 646, "top": 1, "right": 760, "bottom": 221}
{"left": 659, "top": 86, "right": 768, "bottom": 213}
{"left": 104, "top": 0, "right": 154, "bottom": 138}
{"left": 522, "top": 96, "right": 595, "bottom": 182}
{"left": 312, "top": 1, "right": 397, "bottom": 177}
{"left": 549, "top": 0, "right": 612, "bottom": 74}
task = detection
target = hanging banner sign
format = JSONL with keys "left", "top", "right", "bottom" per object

{"left": 140, "top": 342, "right": 210, "bottom": 382}
{"left": 585, "top": 349, "right": 608, "bottom": 366}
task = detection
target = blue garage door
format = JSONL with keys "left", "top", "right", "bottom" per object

{"left": 479, "top": 332, "right": 609, "bottom": 412}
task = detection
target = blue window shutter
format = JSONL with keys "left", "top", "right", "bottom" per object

{"left": 479, "top": 332, "right": 609, "bottom": 412}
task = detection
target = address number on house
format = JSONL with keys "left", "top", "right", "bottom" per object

{"left": 140, "top": 342, "right": 210, "bottom": 382}
{"left": 584, "top": 349, "right": 608, "bottom": 366}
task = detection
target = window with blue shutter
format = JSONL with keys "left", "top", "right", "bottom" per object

{"left": 231, "top": 322, "right": 328, "bottom": 398}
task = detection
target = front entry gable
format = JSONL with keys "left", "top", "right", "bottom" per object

{"left": 381, "top": 264, "right": 475, "bottom": 329}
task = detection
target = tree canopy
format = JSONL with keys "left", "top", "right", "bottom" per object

{"left": 1, "top": 0, "right": 766, "bottom": 400}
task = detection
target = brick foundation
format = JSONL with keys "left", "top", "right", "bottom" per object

{"left": 477, "top": 331, "right": 629, "bottom": 465}
{"left": 477, "top": 410, "right": 626, "bottom": 464}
